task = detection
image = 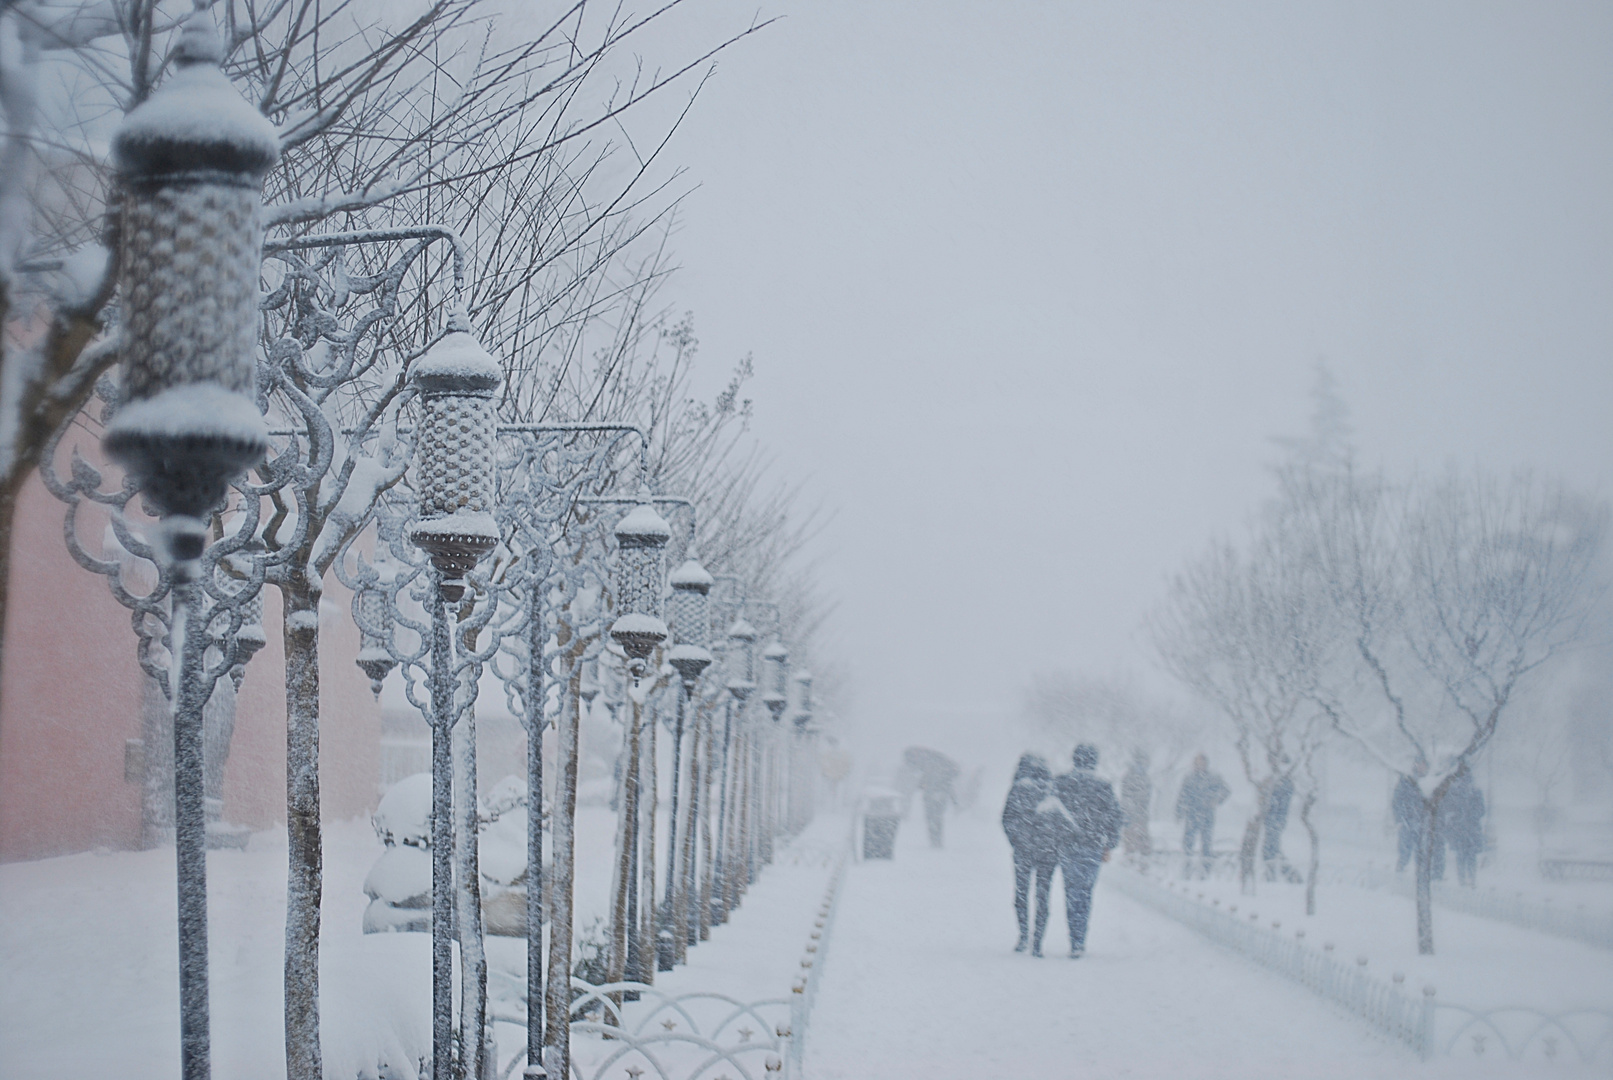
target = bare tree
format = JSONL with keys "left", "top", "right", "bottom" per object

{"left": 5, "top": 4, "right": 777, "bottom": 1078}
{"left": 1022, "top": 671, "right": 1201, "bottom": 794}
{"left": 1150, "top": 508, "right": 1341, "bottom": 901}
{"left": 1291, "top": 464, "right": 1607, "bottom": 952}
{"left": 0, "top": 0, "right": 770, "bottom": 682}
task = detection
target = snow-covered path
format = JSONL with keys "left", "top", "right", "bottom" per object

{"left": 804, "top": 808, "right": 1591, "bottom": 1080}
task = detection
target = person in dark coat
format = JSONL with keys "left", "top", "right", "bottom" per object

{"left": 1051, "top": 744, "right": 1121, "bottom": 958}
{"left": 1120, "top": 749, "right": 1152, "bottom": 859}
{"left": 1440, "top": 766, "right": 1486, "bottom": 888}
{"left": 1262, "top": 772, "right": 1297, "bottom": 881}
{"left": 1393, "top": 758, "right": 1445, "bottom": 879}
{"left": 1001, "top": 754, "right": 1056, "bottom": 953}
{"left": 904, "top": 746, "right": 959, "bottom": 849}
{"left": 1176, "top": 753, "right": 1230, "bottom": 878}
{"left": 1392, "top": 767, "right": 1423, "bottom": 873}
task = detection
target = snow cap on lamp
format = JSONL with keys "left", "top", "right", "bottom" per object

{"left": 103, "top": 7, "right": 277, "bottom": 533}
{"left": 609, "top": 498, "right": 671, "bottom": 669}
{"left": 407, "top": 308, "right": 502, "bottom": 602}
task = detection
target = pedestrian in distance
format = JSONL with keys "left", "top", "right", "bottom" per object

{"left": 1120, "top": 749, "right": 1152, "bottom": 860}
{"left": 903, "top": 746, "right": 959, "bottom": 849}
{"left": 1001, "top": 753, "right": 1058, "bottom": 955}
{"left": 1051, "top": 744, "right": 1121, "bottom": 958}
{"left": 1393, "top": 763, "right": 1424, "bottom": 873}
{"left": 1393, "top": 757, "right": 1445, "bottom": 880}
{"left": 1441, "top": 765, "right": 1486, "bottom": 888}
{"left": 1262, "top": 770, "right": 1301, "bottom": 883}
{"left": 1176, "top": 753, "right": 1229, "bottom": 879}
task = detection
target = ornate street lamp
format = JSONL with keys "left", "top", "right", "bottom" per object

{"left": 609, "top": 500, "right": 672, "bottom": 677}
{"left": 408, "top": 310, "right": 502, "bottom": 601}
{"left": 667, "top": 554, "right": 715, "bottom": 691}
{"left": 99, "top": 13, "right": 278, "bottom": 1079}
{"left": 792, "top": 670, "right": 814, "bottom": 731}
{"left": 726, "top": 617, "right": 757, "bottom": 701}
{"left": 353, "top": 553, "right": 398, "bottom": 697}
{"left": 761, "top": 638, "right": 789, "bottom": 723}
{"left": 603, "top": 499, "right": 670, "bottom": 994}
{"left": 661, "top": 552, "right": 713, "bottom": 968}
{"left": 756, "top": 639, "right": 789, "bottom": 863}
{"left": 407, "top": 311, "right": 502, "bottom": 1080}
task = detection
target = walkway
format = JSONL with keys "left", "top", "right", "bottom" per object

{"left": 804, "top": 809, "right": 1582, "bottom": 1080}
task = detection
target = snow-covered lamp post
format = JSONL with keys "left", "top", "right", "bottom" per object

{"left": 726, "top": 617, "right": 758, "bottom": 701}
{"left": 662, "top": 550, "right": 713, "bottom": 968}
{"left": 761, "top": 638, "right": 789, "bottom": 722}
{"left": 609, "top": 499, "right": 672, "bottom": 677}
{"left": 723, "top": 617, "right": 759, "bottom": 895}
{"left": 789, "top": 670, "right": 814, "bottom": 834}
{"left": 792, "top": 670, "right": 813, "bottom": 732}
{"left": 758, "top": 639, "right": 789, "bottom": 863}
{"left": 99, "top": 13, "right": 277, "bottom": 1079}
{"left": 353, "top": 553, "right": 398, "bottom": 697}
{"left": 406, "top": 312, "right": 502, "bottom": 1080}
{"left": 604, "top": 499, "right": 670, "bottom": 990}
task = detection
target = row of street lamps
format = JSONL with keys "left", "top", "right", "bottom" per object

{"left": 83, "top": 11, "right": 825, "bottom": 1080}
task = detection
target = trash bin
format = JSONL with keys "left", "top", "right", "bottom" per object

{"left": 863, "top": 793, "right": 900, "bottom": 860}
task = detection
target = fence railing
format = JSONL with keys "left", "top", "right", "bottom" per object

{"left": 482, "top": 842, "right": 849, "bottom": 1080}
{"left": 490, "top": 978, "right": 794, "bottom": 1080}
{"left": 1106, "top": 868, "right": 1429, "bottom": 1055}
{"left": 787, "top": 849, "right": 847, "bottom": 1073}
{"left": 1108, "top": 867, "right": 1613, "bottom": 1065}
{"left": 1351, "top": 863, "right": 1613, "bottom": 951}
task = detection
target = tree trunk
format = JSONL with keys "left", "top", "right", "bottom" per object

{"left": 544, "top": 653, "right": 582, "bottom": 1080}
{"left": 697, "top": 712, "right": 715, "bottom": 941}
{"left": 282, "top": 577, "right": 323, "bottom": 1080}
{"left": 1300, "top": 790, "right": 1320, "bottom": 916}
{"left": 679, "top": 713, "right": 700, "bottom": 950}
{"left": 662, "top": 693, "right": 686, "bottom": 969}
{"left": 523, "top": 588, "right": 545, "bottom": 1071}
{"left": 454, "top": 669, "right": 488, "bottom": 1080}
{"left": 0, "top": 471, "right": 18, "bottom": 696}
{"left": 712, "top": 705, "right": 733, "bottom": 925}
{"left": 607, "top": 695, "right": 642, "bottom": 995}
{"left": 1415, "top": 814, "right": 1435, "bottom": 954}
{"left": 735, "top": 731, "right": 752, "bottom": 899}
{"left": 638, "top": 697, "right": 656, "bottom": 987}
{"left": 1239, "top": 779, "right": 1271, "bottom": 894}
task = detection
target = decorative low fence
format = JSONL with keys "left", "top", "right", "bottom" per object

{"left": 494, "top": 981, "right": 796, "bottom": 1080}
{"left": 785, "top": 852, "right": 847, "bottom": 1074}
{"left": 1431, "top": 1004, "right": 1613, "bottom": 1064}
{"left": 1351, "top": 863, "right": 1613, "bottom": 952}
{"left": 1107, "top": 868, "right": 1613, "bottom": 1065}
{"left": 484, "top": 850, "right": 849, "bottom": 1080}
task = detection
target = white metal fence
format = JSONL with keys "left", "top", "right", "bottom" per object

{"left": 492, "top": 980, "right": 795, "bottom": 1080}
{"left": 1350, "top": 863, "right": 1613, "bottom": 951}
{"left": 1107, "top": 867, "right": 1613, "bottom": 1065}
{"left": 1106, "top": 868, "right": 1430, "bottom": 1055}
{"left": 786, "top": 851, "right": 847, "bottom": 1074}
{"left": 483, "top": 848, "right": 848, "bottom": 1080}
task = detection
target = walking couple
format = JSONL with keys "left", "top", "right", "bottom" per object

{"left": 1001, "top": 744, "right": 1121, "bottom": 958}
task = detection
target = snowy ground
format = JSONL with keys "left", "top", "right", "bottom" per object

{"left": 803, "top": 807, "right": 1609, "bottom": 1080}
{"left": 3, "top": 802, "right": 1608, "bottom": 1079}
{"left": 0, "top": 807, "right": 839, "bottom": 1079}
{"left": 1150, "top": 869, "right": 1613, "bottom": 1014}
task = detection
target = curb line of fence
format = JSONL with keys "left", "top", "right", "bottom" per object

{"left": 1105, "top": 867, "right": 1433, "bottom": 1057}
{"left": 1353, "top": 863, "right": 1613, "bottom": 951}
{"left": 787, "top": 846, "right": 848, "bottom": 1076}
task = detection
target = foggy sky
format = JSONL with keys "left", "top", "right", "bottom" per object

{"left": 615, "top": 2, "right": 1613, "bottom": 765}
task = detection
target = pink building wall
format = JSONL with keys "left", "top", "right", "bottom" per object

{"left": 0, "top": 468, "right": 382, "bottom": 861}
